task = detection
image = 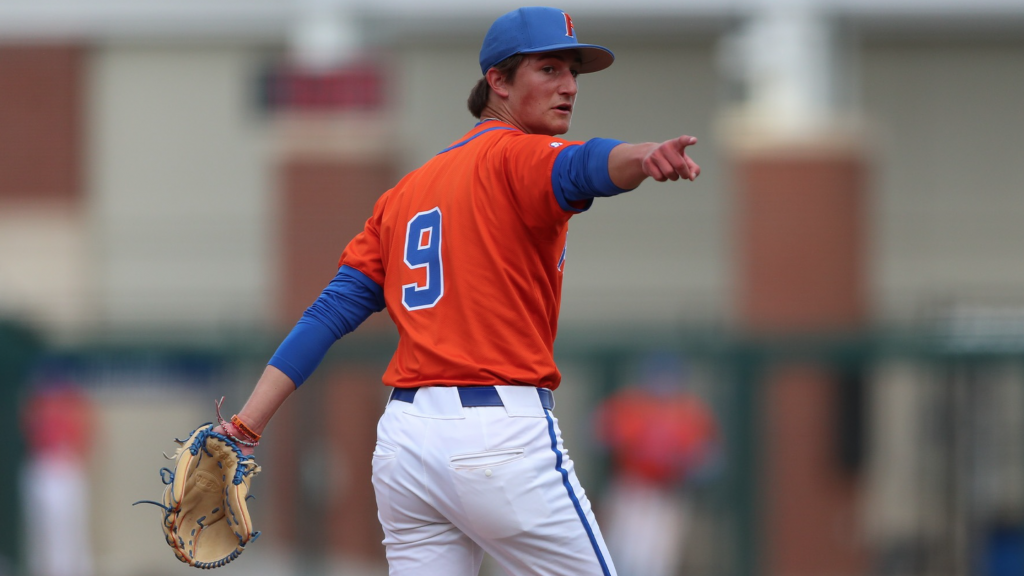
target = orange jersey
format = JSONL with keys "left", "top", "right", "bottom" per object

{"left": 340, "top": 121, "right": 587, "bottom": 390}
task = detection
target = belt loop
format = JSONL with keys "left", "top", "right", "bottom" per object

{"left": 538, "top": 388, "right": 555, "bottom": 411}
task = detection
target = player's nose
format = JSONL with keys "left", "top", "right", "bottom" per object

{"left": 559, "top": 75, "right": 578, "bottom": 96}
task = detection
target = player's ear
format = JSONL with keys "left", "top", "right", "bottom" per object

{"left": 486, "top": 67, "right": 511, "bottom": 98}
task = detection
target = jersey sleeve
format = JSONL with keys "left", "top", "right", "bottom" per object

{"left": 496, "top": 133, "right": 588, "bottom": 227}
{"left": 338, "top": 189, "right": 389, "bottom": 288}
{"left": 552, "top": 137, "right": 631, "bottom": 202}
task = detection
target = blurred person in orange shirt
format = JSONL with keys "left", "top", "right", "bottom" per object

{"left": 20, "top": 382, "right": 94, "bottom": 576}
{"left": 595, "top": 353, "right": 720, "bottom": 576}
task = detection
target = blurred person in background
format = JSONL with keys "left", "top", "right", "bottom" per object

{"left": 595, "top": 353, "right": 720, "bottom": 576}
{"left": 20, "top": 382, "right": 95, "bottom": 576}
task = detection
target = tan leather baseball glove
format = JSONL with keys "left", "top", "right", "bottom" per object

{"left": 135, "top": 424, "right": 261, "bottom": 569}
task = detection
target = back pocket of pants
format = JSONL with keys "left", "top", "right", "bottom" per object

{"left": 448, "top": 448, "right": 524, "bottom": 470}
{"left": 448, "top": 447, "right": 550, "bottom": 539}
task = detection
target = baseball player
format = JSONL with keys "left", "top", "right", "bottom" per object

{"left": 214, "top": 7, "right": 700, "bottom": 575}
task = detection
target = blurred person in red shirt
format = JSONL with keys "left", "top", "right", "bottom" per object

{"left": 595, "top": 353, "right": 720, "bottom": 576}
{"left": 21, "top": 382, "right": 94, "bottom": 576}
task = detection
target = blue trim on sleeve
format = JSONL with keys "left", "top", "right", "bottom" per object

{"left": 268, "top": 266, "right": 385, "bottom": 387}
{"left": 551, "top": 138, "right": 630, "bottom": 212}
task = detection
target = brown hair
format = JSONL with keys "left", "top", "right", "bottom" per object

{"left": 467, "top": 54, "right": 524, "bottom": 118}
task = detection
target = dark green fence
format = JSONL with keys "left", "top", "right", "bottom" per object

{"left": 0, "top": 321, "right": 41, "bottom": 575}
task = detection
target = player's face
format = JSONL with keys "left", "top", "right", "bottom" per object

{"left": 506, "top": 52, "right": 581, "bottom": 136}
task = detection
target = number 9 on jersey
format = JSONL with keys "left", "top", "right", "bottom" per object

{"left": 402, "top": 207, "right": 444, "bottom": 311}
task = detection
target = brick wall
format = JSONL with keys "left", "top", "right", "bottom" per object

{"left": 0, "top": 45, "right": 83, "bottom": 201}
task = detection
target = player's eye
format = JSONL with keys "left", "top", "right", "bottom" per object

{"left": 570, "top": 69, "right": 579, "bottom": 78}
{"left": 542, "top": 66, "right": 555, "bottom": 74}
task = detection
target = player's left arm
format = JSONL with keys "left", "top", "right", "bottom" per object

{"left": 608, "top": 136, "right": 701, "bottom": 189}
{"left": 215, "top": 266, "right": 385, "bottom": 453}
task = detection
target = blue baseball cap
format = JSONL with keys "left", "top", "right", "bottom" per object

{"left": 479, "top": 7, "right": 614, "bottom": 75}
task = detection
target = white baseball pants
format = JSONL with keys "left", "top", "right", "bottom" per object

{"left": 372, "top": 385, "right": 617, "bottom": 576}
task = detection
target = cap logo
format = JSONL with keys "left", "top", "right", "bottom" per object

{"left": 563, "top": 12, "right": 575, "bottom": 38}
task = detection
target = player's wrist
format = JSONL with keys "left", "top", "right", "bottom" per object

{"left": 230, "top": 414, "right": 262, "bottom": 443}
{"left": 609, "top": 142, "right": 658, "bottom": 189}
{"left": 223, "top": 421, "right": 259, "bottom": 447}
{"left": 235, "top": 409, "right": 269, "bottom": 437}
{"left": 214, "top": 397, "right": 260, "bottom": 447}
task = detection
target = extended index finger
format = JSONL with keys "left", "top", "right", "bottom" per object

{"left": 677, "top": 136, "right": 699, "bottom": 180}
{"left": 677, "top": 135, "right": 697, "bottom": 150}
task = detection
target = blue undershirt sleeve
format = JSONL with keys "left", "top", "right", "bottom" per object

{"left": 551, "top": 137, "right": 631, "bottom": 212}
{"left": 268, "top": 265, "right": 385, "bottom": 387}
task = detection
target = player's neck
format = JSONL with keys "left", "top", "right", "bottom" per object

{"left": 478, "top": 106, "right": 527, "bottom": 133}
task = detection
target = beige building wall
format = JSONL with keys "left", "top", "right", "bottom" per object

{"left": 862, "top": 37, "right": 1024, "bottom": 321}
{"left": 0, "top": 203, "right": 92, "bottom": 333}
{"left": 87, "top": 43, "right": 277, "bottom": 330}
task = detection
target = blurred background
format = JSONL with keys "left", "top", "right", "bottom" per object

{"left": 1, "top": 0, "right": 1023, "bottom": 575}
